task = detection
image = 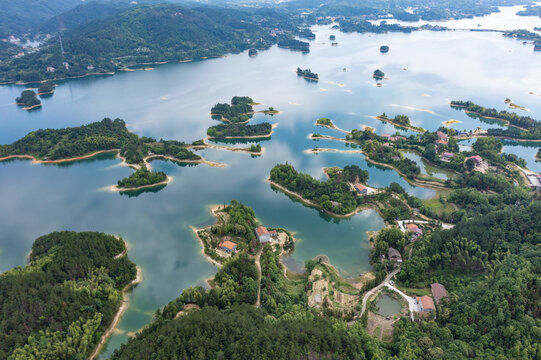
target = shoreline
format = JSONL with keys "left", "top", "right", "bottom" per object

{"left": 0, "top": 149, "right": 121, "bottom": 165}
{"left": 306, "top": 137, "right": 450, "bottom": 190}
{"left": 374, "top": 116, "right": 425, "bottom": 133}
{"left": 192, "top": 141, "right": 265, "bottom": 156}
{"left": 191, "top": 204, "right": 227, "bottom": 269}
{"left": 450, "top": 104, "right": 529, "bottom": 131}
{"left": 454, "top": 134, "right": 541, "bottom": 142}
{"left": 143, "top": 154, "right": 226, "bottom": 168}
{"left": 315, "top": 122, "right": 350, "bottom": 134}
{"left": 89, "top": 253, "right": 142, "bottom": 360}
{"left": 109, "top": 175, "right": 173, "bottom": 192}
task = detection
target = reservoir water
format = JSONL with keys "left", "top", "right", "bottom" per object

{"left": 0, "top": 11, "right": 540, "bottom": 357}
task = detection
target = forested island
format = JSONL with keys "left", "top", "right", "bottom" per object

{"left": 15, "top": 89, "right": 41, "bottom": 110}
{"left": 0, "top": 231, "right": 137, "bottom": 359}
{"left": 296, "top": 67, "right": 319, "bottom": 81}
{"left": 502, "top": 29, "right": 541, "bottom": 51}
{"left": 277, "top": 38, "right": 310, "bottom": 52}
{"left": 248, "top": 48, "right": 258, "bottom": 57}
{"left": 451, "top": 100, "right": 541, "bottom": 139}
{"left": 207, "top": 96, "right": 275, "bottom": 139}
{"left": 373, "top": 69, "right": 385, "bottom": 79}
{"left": 207, "top": 123, "right": 273, "bottom": 139}
{"left": 116, "top": 168, "right": 169, "bottom": 191}
{"left": 37, "top": 81, "right": 55, "bottom": 95}
{"left": 380, "top": 45, "right": 389, "bottom": 53}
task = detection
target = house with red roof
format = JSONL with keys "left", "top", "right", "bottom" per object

{"left": 437, "top": 131, "right": 448, "bottom": 141}
{"left": 467, "top": 155, "right": 483, "bottom": 166}
{"left": 416, "top": 295, "right": 435, "bottom": 313}
{"left": 218, "top": 240, "right": 237, "bottom": 253}
{"left": 354, "top": 184, "right": 368, "bottom": 195}
{"left": 431, "top": 283, "right": 448, "bottom": 304}
{"left": 406, "top": 223, "right": 423, "bottom": 237}
{"left": 255, "top": 226, "right": 272, "bottom": 243}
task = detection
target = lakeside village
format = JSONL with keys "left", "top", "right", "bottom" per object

{"left": 189, "top": 198, "right": 455, "bottom": 341}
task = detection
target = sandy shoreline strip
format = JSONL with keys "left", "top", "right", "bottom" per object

{"left": 0, "top": 150, "right": 121, "bottom": 165}
{"left": 89, "top": 243, "right": 142, "bottom": 360}
{"left": 372, "top": 115, "right": 425, "bottom": 133}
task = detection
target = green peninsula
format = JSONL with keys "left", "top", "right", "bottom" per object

{"left": 0, "top": 231, "right": 137, "bottom": 359}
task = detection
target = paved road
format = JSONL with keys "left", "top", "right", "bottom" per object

{"left": 360, "top": 268, "right": 400, "bottom": 317}
{"left": 385, "top": 284, "right": 419, "bottom": 321}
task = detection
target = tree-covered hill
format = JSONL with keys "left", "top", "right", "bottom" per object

{"left": 0, "top": 231, "right": 137, "bottom": 359}
{"left": 1, "top": 4, "right": 301, "bottom": 83}
{"left": 0, "top": 0, "right": 82, "bottom": 37}
{"left": 38, "top": 1, "right": 132, "bottom": 34}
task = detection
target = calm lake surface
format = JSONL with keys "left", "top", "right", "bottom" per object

{"left": 1, "top": 11, "right": 540, "bottom": 357}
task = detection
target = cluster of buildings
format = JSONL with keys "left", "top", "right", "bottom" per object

{"left": 406, "top": 223, "right": 423, "bottom": 240}
{"left": 414, "top": 283, "right": 448, "bottom": 317}
{"left": 217, "top": 226, "right": 278, "bottom": 254}
{"left": 435, "top": 131, "right": 449, "bottom": 147}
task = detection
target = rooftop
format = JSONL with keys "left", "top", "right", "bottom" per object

{"left": 255, "top": 226, "right": 269, "bottom": 236}
{"left": 354, "top": 184, "right": 366, "bottom": 191}
{"left": 219, "top": 240, "right": 237, "bottom": 250}
{"left": 417, "top": 295, "right": 435, "bottom": 311}
{"left": 431, "top": 283, "right": 448, "bottom": 303}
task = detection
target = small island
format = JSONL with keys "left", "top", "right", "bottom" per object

{"left": 373, "top": 69, "right": 385, "bottom": 80}
{"left": 248, "top": 48, "right": 258, "bottom": 57}
{"left": 207, "top": 122, "right": 273, "bottom": 139}
{"left": 15, "top": 89, "right": 41, "bottom": 110}
{"left": 211, "top": 96, "right": 255, "bottom": 123}
{"left": 377, "top": 113, "right": 425, "bottom": 132}
{"left": 114, "top": 168, "right": 170, "bottom": 191}
{"left": 380, "top": 45, "right": 389, "bottom": 53}
{"left": 536, "top": 148, "right": 541, "bottom": 160}
{"left": 329, "top": 34, "right": 336, "bottom": 40}
{"left": 316, "top": 117, "right": 334, "bottom": 127}
{"left": 296, "top": 67, "right": 319, "bottom": 81}
{"left": 37, "top": 81, "right": 55, "bottom": 95}
{"left": 206, "top": 96, "right": 276, "bottom": 139}
{"left": 277, "top": 38, "right": 310, "bottom": 52}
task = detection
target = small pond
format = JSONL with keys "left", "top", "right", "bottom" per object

{"left": 376, "top": 294, "right": 403, "bottom": 317}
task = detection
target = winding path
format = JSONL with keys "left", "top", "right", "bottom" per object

{"left": 254, "top": 248, "right": 263, "bottom": 308}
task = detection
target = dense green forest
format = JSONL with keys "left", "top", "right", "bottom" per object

{"left": 0, "top": 231, "right": 136, "bottom": 359}
{"left": 37, "top": 81, "right": 55, "bottom": 94}
{"left": 391, "top": 200, "right": 541, "bottom": 358}
{"left": 207, "top": 122, "right": 273, "bottom": 138}
{"left": 270, "top": 163, "right": 368, "bottom": 214}
{"left": 38, "top": 1, "right": 132, "bottom": 34}
{"left": 373, "top": 69, "right": 385, "bottom": 79}
{"left": 15, "top": 89, "right": 41, "bottom": 108}
{"left": 451, "top": 100, "right": 541, "bottom": 139}
{"left": 0, "top": 5, "right": 301, "bottom": 83}
{"left": 211, "top": 96, "right": 254, "bottom": 123}
{"left": 0, "top": 118, "right": 199, "bottom": 165}
{"left": 0, "top": 0, "right": 81, "bottom": 37}
{"left": 117, "top": 168, "right": 167, "bottom": 189}
{"left": 277, "top": 38, "right": 310, "bottom": 52}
